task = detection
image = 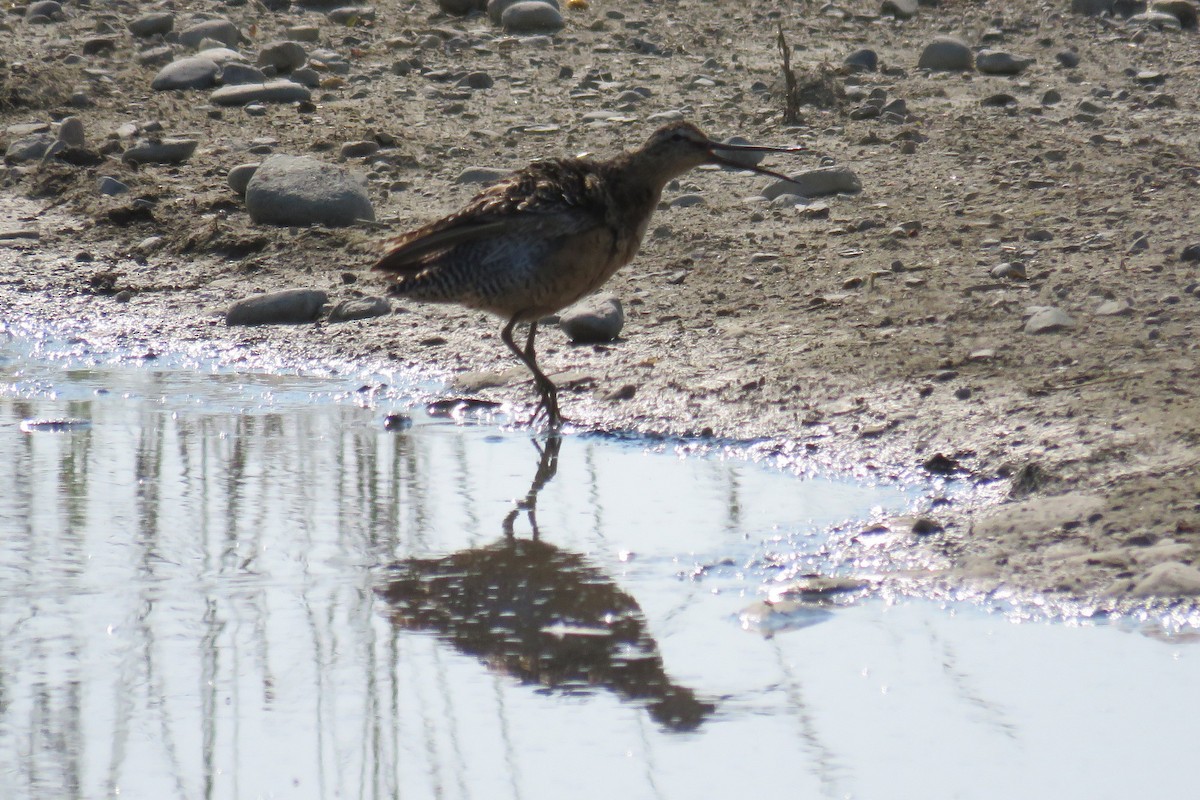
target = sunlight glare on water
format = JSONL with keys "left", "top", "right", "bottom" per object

{"left": 0, "top": 341, "right": 1198, "bottom": 799}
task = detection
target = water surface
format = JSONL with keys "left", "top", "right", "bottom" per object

{"left": 1, "top": 341, "right": 1197, "bottom": 799}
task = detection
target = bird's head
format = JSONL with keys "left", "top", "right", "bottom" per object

{"left": 634, "top": 121, "right": 806, "bottom": 184}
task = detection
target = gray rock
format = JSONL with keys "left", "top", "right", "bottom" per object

{"left": 917, "top": 36, "right": 973, "bottom": 71}
{"left": 976, "top": 50, "right": 1033, "bottom": 75}
{"left": 151, "top": 57, "right": 220, "bottom": 90}
{"left": 340, "top": 140, "right": 380, "bottom": 158}
{"left": 327, "top": 6, "right": 377, "bottom": 24}
{"left": 990, "top": 262, "right": 1026, "bottom": 280}
{"left": 218, "top": 62, "right": 267, "bottom": 85}
{"left": 194, "top": 47, "right": 246, "bottom": 65}
{"left": 227, "top": 162, "right": 260, "bottom": 195}
{"left": 1130, "top": 562, "right": 1200, "bottom": 597}
{"left": 501, "top": 1, "right": 564, "bottom": 32}
{"left": 559, "top": 295, "right": 624, "bottom": 343}
{"left": 122, "top": 138, "right": 199, "bottom": 165}
{"left": 669, "top": 193, "right": 706, "bottom": 208}
{"left": 1056, "top": 51, "right": 1080, "bottom": 68}
{"left": 1071, "top": 0, "right": 1114, "bottom": 13}
{"left": 245, "top": 154, "right": 375, "bottom": 227}
{"left": 487, "top": 0, "right": 558, "bottom": 24}
{"left": 24, "top": 0, "right": 63, "bottom": 21}
{"left": 137, "top": 46, "right": 176, "bottom": 67}
{"left": 179, "top": 19, "right": 241, "bottom": 49}
{"left": 844, "top": 48, "right": 878, "bottom": 72}
{"left": 438, "top": 0, "right": 484, "bottom": 13}
{"left": 456, "top": 166, "right": 509, "bottom": 184}
{"left": 128, "top": 12, "right": 173, "bottom": 37}
{"left": 257, "top": 40, "right": 307, "bottom": 73}
{"left": 287, "top": 25, "right": 321, "bottom": 42}
{"left": 1024, "top": 306, "right": 1075, "bottom": 334}
{"left": 1094, "top": 299, "right": 1132, "bottom": 316}
{"left": 717, "top": 136, "right": 765, "bottom": 168}
{"left": 290, "top": 67, "right": 321, "bottom": 88}
{"left": 762, "top": 166, "right": 862, "bottom": 199}
{"left": 1151, "top": 0, "right": 1198, "bottom": 26}
{"left": 210, "top": 80, "right": 311, "bottom": 106}
{"left": 1128, "top": 9, "right": 1184, "bottom": 26}
{"left": 5, "top": 133, "right": 56, "bottom": 163}
{"left": 226, "top": 289, "right": 329, "bottom": 326}
{"left": 57, "top": 116, "right": 85, "bottom": 148}
{"left": 97, "top": 176, "right": 129, "bottom": 195}
{"left": 1181, "top": 243, "right": 1200, "bottom": 261}
{"left": 881, "top": 0, "right": 918, "bottom": 18}
{"left": 328, "top": 295, "right": 392, "bottom": 322}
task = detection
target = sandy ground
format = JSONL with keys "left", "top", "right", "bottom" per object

{"left": 3, "top": 0, "right": 1200, "bottom": 610}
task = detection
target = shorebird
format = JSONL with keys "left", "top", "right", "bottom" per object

{"left": 373, "top": 121, "right": 804, "bottom": 428}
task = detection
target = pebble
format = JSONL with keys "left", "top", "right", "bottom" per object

{"left": 24, "top": 0, "right": 63, "bottom": 21}
{"left": 287, "top": 25, "right": 321, "bottom": 42}
{"left": 669, "top": 194, "right": 706, "bottom": 208}
{"left": 83, "top": 37, "right": 118, "bottom": 56}
{"left": 226, "top": 289, "right": 329, "bottom": 326}
{"left": 244, "top": 154, "right": 375, "bottom": 227}
{"left": 502, "top": 1, "right": 565, "bottom": 33}
{"left": 257, "top": 41, "right": 307, "bottom": 73}
{"left": 1071, "top": 0, "right": 1114, "bottom": 13}
{"left": 210, "top": 80, "right": 311, "bottom": 106}
{"left": 1129, "top": 562, "right": 1200, "bottom": 597}
{"left": 150, "top": 57, "right": 220, "bottom": 91}
{"left": 976, "top": 50, "right": 1033, "bottom": 75}
{"left": 179, "top": 19, "right": 241, "bottom": 50}
{"left": 6, "top": 133, "right": 57, "bottom": 163}
{"left": 917, "top": 37, "right": 973, "bottom": 71}
{"left": 328, "top": 296, "right": 392, "bottom": 322}
{"left": 1024, "top": 306, "right": 1075, "bottom": 334}
{"left": 340, "top": 140, "right": 380, "bottom": 158}
{"left": 1041, "top": 89, "right": 1062, "bottom": 105}
{"left": 488, "top": 0, "right": 559, "bottom": 24}
{"left": 57, "top": 116, "right": 84, "bottom": 148}
{"left": 990, "top": 261, "right": 1026, "bottom": 280}
{"left": 327, "top": 6, "right": 377, "bottom": 24}
{"left": 881, "top": 0, "right": 918, "bottom": 18}
{"left": 1128, "top": 10, "right": 1184, "bottom": 27}
{"left": 559, "top": 295, "right": 624, "bottom": 342}
{"left": 718, "top": 136, "right": 765, "bottom": 168}
{"left": 439, "top": 0, "right": 484, "bottom": 13}
{"left": 97, "top": 176, "right": 129, "bottom": 195}
{"left": 219, "top": 62, "right": 267, "bottom": 85}
{"left": 122, "top": 138, "right": 199, "bottom": 165}
{"left": 226, "top": 162, "right": 260, "bottom": 195}
{"left": 1056, "top": 51, "right": 1080, "bottom": 69}
{"left": 128, "top": 12, "right": 174, "bottom": 38}
{"left": 1151, "top": 0, "right": 1198, "bottom": 26}
{"left": 762, "top": 166, "right": 862, "bottom": 199}
{"left": 844, "top": 48, "right": 878, "bottom": 72}
{"left": 1180, "top": 243, "right": 1200, "bottom": 261}
{"left": 195, "top": 47, "right": 246, "bottom": 66}
{"left": 1094, "top": 299, "right": 1132, "bottom": 316}
{"left": 456, "top": 166, "right": 509, "bottom": 184}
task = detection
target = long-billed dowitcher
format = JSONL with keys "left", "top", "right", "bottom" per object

{"left": 373, "top": 121, "right": 803, "bottom": 428}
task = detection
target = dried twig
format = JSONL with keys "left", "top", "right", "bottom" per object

{"left": 777, "top": 23, "right": 800, "bottom": 125}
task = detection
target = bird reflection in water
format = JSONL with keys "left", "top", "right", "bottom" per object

{"left": 378, "top": 435, "right": 714, "bottom": 732}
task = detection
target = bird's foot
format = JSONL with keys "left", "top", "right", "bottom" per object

{"left": 529, "top": 395, "right": 566, "bottom": 430}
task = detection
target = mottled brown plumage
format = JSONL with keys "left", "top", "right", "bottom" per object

{"left": 373, "top": 121, "right": 803, "bottom": 429}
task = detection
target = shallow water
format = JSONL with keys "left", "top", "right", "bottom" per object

{"left": 1, "top": 340, "right": 1198, "bottom": 799}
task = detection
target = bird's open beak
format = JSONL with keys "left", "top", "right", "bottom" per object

{"left": 706, "top": 139, "right": 807, "bottom": 182}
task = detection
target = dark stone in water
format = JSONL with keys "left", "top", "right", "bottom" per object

{"left": 383, "top": 413, "right": 413, "bottom": 431}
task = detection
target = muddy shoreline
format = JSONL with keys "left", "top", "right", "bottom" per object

{"left": 4, "top": 0, "right": 1200, "bottom": 607}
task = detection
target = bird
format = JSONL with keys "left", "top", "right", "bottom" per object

{"left": 373, "top": 120, "right": 805, "bottom": 429}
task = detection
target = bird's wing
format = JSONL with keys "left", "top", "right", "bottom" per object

{"left": 374, "top": 159, "right": 610, "bottom": 276}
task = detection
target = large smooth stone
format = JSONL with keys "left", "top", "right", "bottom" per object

{"left": 559, "top": 295, "right": 624, "bottom": 343}
{"left": 179, "top": 18, "right": 241, "bottom": 49}
{"left": 121, "top": 138, "right": 199, "bottom": 164}
{"left": 210, "top": 80, "right": 311, "bottom": 105}
{"left": 500, "top": 1, "right": 564, "bottom": 32}
{"left": 244, "top": 154, "right": 375, "bottom": 227}
{"left": 763, "top": 166, "right": 862, "bottom": 199}
{"left": 150, "top": 57, "right": 220, "bottom": 90}
{"left": 129, "top": 12, "right": 174, "bottom": 37}
{"left": 918, "top": 36, "right": 973, "bottom": 71}
{"left": 226, "top": 289, "right": 329, "bottom": 325}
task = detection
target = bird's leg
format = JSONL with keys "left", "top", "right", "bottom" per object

{"left": 501, "top": 317, "right": 563, "bottom": 429}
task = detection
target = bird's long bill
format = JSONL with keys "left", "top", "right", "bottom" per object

{"left": 706, "top": 139, "right": 806, "bottom": 182}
